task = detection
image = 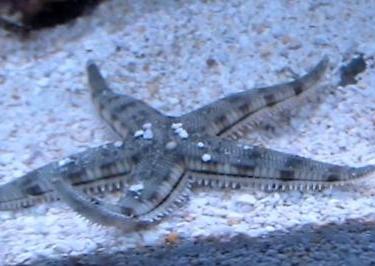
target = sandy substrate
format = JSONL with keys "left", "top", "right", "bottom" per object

{"left": 1, "top": 0, "right": 375, "bottom": 265}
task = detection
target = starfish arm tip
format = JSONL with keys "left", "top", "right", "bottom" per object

{"left": 86, "top": 59, "right": 97, "bottom": 70}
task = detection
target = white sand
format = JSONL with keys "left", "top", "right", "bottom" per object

{"left": 1, "top": 0, "right": 375, "bottom": 264}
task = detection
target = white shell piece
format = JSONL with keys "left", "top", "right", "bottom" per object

{"left": 143, "top": 128, "right": 154, "bottom": 139}
{"left": 171, "top": 122, "right": 183, "bottom": 129}
{"left": 197, "top": 142, "right": 205, "bottom": 148}
{"left": 129, "top": 182, "right": 144, "bottom": 192}
{"left": 175, "top": 127, "right": 189, "bottom": 139}
{"left": 201, "top": 153, "right": 212, "bottom": 162}
{"left": 134, "top": 130, "right": 144, "bottom": 138}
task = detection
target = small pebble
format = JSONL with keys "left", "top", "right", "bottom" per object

{"left": 129, "top": 182, "right": 144, "bottom": 192}
{"left": 114, "top": 141, "right": 123, "bottom": 147}
{"left": 166, "top": 141, "right": 177, "bottom": 150}
{"left": 142, "top": 123, "right": 152, "bottom": 129}
{"left": 201, "top": 153, "right": 212, "bottom": 162}
{"left": 134, "top": 130, "right": 144, "bottom": 138}
{"left": 175, "top": 127, "right": 189, "bottom": 139}
{"left": 143, "top": 128, "right": 154, "bottom": 139}
{"left": 197, "top": 142, "right": 205, "bottom": 148}
{"left": 171, "top": 123, "right": 183, "bottom": 129}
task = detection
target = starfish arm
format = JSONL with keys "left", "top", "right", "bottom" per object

{"left": 87, "top": 61, "right": 168, "bottom": 138}
{"left": 117, "top": 156, "right": 191, "bottom": 222}
{"left": 181, "top": 136, "right": 375, "bottom": 190}
{"left": 50, "top": 159, "right": 191, "bottom": 228}
{"left": 179, "top": 56, "right": 329, "bottom": 138}
{"left": 0, "top": 142, "right": 132, "bottom": 210}
{"left": 50, "top": 176, "right": 152, "bottom": 231}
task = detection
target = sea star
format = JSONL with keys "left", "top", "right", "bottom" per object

{"left": 0, "top": 56, "right": 373, "bottom": 231}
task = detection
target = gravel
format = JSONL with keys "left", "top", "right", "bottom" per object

{"left": 17, "top": 219, "right": 375, "bottom": 266}
{"left": 1, "top": 0, "right": 375, "bottom": 265}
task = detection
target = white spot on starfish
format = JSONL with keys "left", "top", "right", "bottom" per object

{"left": 201, "top": 153, "right": 212, "bottom": 162}
{"left": 129, "top": 182, "right": 144, "bottom": 192}
{"left": 134, "top": 130, "right": 144, "bottom": 138}
{"left": 170, "top": 122, "right": 189, "bottom": 139}
{"left": 143, "top": 128, "right": 154, "bottom": 139}
{"left": 142, "top": 123, "right": 152, "bottom": 129}
{"left": 58, "top": 157, "right": 74, "bottom": 167}
{"left": 166, "top": 141, "right": 177, "bottom": 150}
{"left": 171, "top": 123, "right": 183, "bottom": 129}
{"left": 114, "top": 141, "right": 123, "bottom": 147}
{"left": 197, "top": 142, "right": 205, "bottom": 148}
{"left": 175, "top": 127, "right": 189, "bottom": 139}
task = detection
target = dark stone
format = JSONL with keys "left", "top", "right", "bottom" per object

{"left": 206, "top": 58, "right": 218, "bottom": 68}
{"left": 339, "top": 54, "right": 367, "bottom": 86}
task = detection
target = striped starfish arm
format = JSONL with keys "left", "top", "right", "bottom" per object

{"left": 116, "top": 155, "right": 191, "bottom": 221}
{"left": 180, "top": 136, "right": 375, "bottom": 190}
{"left": 50, "top": 176, "right": 152, "bottom": 230}
{"left": 87, "top": 61, "right": 168, "bottom": 138}
{"left": 180, "top": 56, "right": 329, "bottom": 138}
{"left": 50, "top": 156, "right": 192, "bottom": 228}
{"left": 0, "top": 142, "right": 131, "bottom": 210}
